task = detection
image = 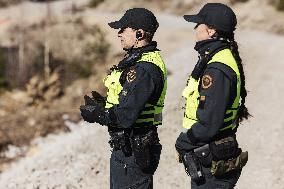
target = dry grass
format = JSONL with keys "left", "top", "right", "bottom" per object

{"left": 3, "top": 17, "right": 109, "bottom": 89}
{"left": 89, "top": 0, "right": 105, "bottom": 7}
{"left": 0, "top": 17, "right": 111, "bottom": 167}
{"left": 277, "top": 0, "right": 284, "bottom": 10}
{"left": 0, "top": 0, "right": 21, "bottom": 8}
{"left": 230, "top": 0, "right": 249, "bottom": 4}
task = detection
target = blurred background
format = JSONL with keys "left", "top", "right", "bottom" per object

{"left": 0, "top": 0, "right": 283, "bottom": 188}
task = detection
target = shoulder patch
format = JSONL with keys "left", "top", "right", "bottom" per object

{"left": 201, "top": 74, "right": 213, "bottom": 89}
{"left": 126, "top": 69, "right": 137, "bottom": 83}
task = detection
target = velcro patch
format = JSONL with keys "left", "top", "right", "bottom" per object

{"left": 122, "top": 90, "right": 127, "bottom": 96}
{"left": 126, "top": 69, "right": 137, "bottom": 83}
{"left": 201, "top": 74, "right": 213, "bottom": 89}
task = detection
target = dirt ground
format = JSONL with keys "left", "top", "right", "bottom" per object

{"left": 0, "top": 0, "right": 283, "bottom": 189}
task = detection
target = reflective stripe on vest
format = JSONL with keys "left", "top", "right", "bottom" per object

{"left": 182, "top": 49, "right": 241, "bottom": 132}
{"left": 103, "top": 51, "right": 167, "bottom": 127}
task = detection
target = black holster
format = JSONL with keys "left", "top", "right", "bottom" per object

{"left": 132, "top": 129, "right": 159, "bottom": 171}
{"left": 108, "top": 130, "right": 132, "bottom": 157}
{"left": 182, "top": 152, "right": 205, "bottom": 183}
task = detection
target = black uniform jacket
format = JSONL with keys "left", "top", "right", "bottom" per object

{"left": 176, "top": 39, "right": 238, "bottom": 153}
{"left": 108, "top": 42, "right": 164, "bottom": 128}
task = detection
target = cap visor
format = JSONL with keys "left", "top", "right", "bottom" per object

{"left": 108, "top": 21, "right": 123, "bottom": 29}
{"left": 183, "top": 15, "right": 204, "bottom": 24}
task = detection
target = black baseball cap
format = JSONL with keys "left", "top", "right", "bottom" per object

{"left": 184, "top": 3, "right": 237, "bottom": 32}
{"left": 108, "top": 8, "right": 159, "bottom": 33}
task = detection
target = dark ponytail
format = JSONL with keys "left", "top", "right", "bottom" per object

{"left": 216, "top": 31, "right": 251, "bottom": 123}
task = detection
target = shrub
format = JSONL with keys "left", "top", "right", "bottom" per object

{"left": 3, "top": 19, "right": 110, "bottom": 89}
{"left": 89, "top": 0, "right": 104, "bottom": 8}
{"left": 0, "top": 0, "right": 21, "bottom": 7}
{"left": 0, "top": 49, "right": 10, "bottom": 92}
{"left": 230, "top": 0, "right": 249, "bottom": 4}
{"left": 277, "top": 0, "right": 284, "bottom": 10}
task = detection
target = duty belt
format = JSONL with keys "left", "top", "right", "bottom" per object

{"left": 108, "top": 127, "right": 159, "bottom": 156}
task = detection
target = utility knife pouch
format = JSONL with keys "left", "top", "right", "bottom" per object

{"left": 210, "top": 136, "right": 240, "bottom": 160}
{"left": 193, "top": 144, "right": 212, "bottom": 167}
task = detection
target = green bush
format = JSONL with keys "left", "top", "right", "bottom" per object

{"left": 89, "top": 0, "right": 104, "bottom": 8}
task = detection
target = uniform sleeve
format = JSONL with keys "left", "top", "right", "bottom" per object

{"left": 109, "top": 65, "right": 156, "bottom": 128}
{"left": 187, "top": 66, "right": 232, "bottom": 143}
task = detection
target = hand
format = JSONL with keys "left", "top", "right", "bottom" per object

{"left": 80, "top": 105, "right": 96, "bottom": 123}
{"left": 84, "top": 95, "right": 96, "bottom": 106}
{"left": 80, "top": 103, "right": 107, "bottom": 124}
{"left": 83, "top": 91, "right": 106, "bottom": 108}
{"left": 175, "top": 150, "right": 183, "bottom": 163}
{"left": 91, "top": 91, "right": 106, "bottom": 106}
{"left": 175, "top": 132, "right": 193, "bottom": 158}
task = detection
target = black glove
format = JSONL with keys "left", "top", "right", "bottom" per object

{"left": 83, "top": 91, "right": 106, "bottom": 107}
{"left": 91, "top": 91, "right": 106, "bottom": 107}
{"left": 80, "top": 102, "right": 110, "bottom": 125}
{"left": 84, "top": 95, "right": 96, "bottom": 106}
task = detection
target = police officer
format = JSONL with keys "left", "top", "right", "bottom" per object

{"left": 175, "top": 3, "right": 250, "bottom": 189}
{"left": 80, "top": 8, "right": 167, "bottom": 189}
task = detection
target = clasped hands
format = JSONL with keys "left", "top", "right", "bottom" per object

{"left": 79, "top": 91, "right": 106, "bottom": 124}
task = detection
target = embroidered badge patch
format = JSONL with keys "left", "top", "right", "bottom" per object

{"left": 127, "top": 69, "right": 137, "bottom": 83}
{"left": 201, "top": 74, "right": 213, "bottom": 89}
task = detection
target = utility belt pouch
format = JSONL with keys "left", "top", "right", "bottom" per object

{"left": 211, "top": 151, "right": 248, "bottom": 176}
{"left": 132, "top": 130, "right": 157, "bottom": 169}
{"left": 182, "top": 152, "right": 205, "bottom": 183}
{"left": 193, "top": 144, "right": 212, "bottom": 167}
{"left": 210, "top": 136, "right": 240, "bottom": 161}
{"left": 108, "top": 130, "right": 132, "bottom": 157}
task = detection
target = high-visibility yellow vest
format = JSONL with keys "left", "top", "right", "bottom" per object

{"left": 103, "top": 51, "right": 167, "bottom": 127}
{"left": 182, "top": 49, "right": 241, "bottom": 132}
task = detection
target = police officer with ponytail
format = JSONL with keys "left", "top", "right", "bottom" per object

{"left": 80, "top": 8, "right": 167, "bottom": 189}
{"left": 175, "top": 3, "right": 250, "bottom": 189}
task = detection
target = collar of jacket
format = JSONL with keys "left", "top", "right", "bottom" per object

{"left": 117, "top": 41, "right": 159, "bottom": 70}
{"left": 190, "top": 39, "right": 230, "bottom": 80}
{"left": 194, "top": 38, "right": 229, "bottom": 58}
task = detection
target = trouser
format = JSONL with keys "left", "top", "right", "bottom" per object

{"left": 190, "top": 166, "right": 241, "bottom": 189}
{"left": 110, "top": 144, "right": 162, "bottom": 189}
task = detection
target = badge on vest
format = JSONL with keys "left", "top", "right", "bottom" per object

{"left": 127, "top": 69, "right": 137, "bottom": 83}
{"left": 201, "top": 74, "right": 213, "bottom": 89}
